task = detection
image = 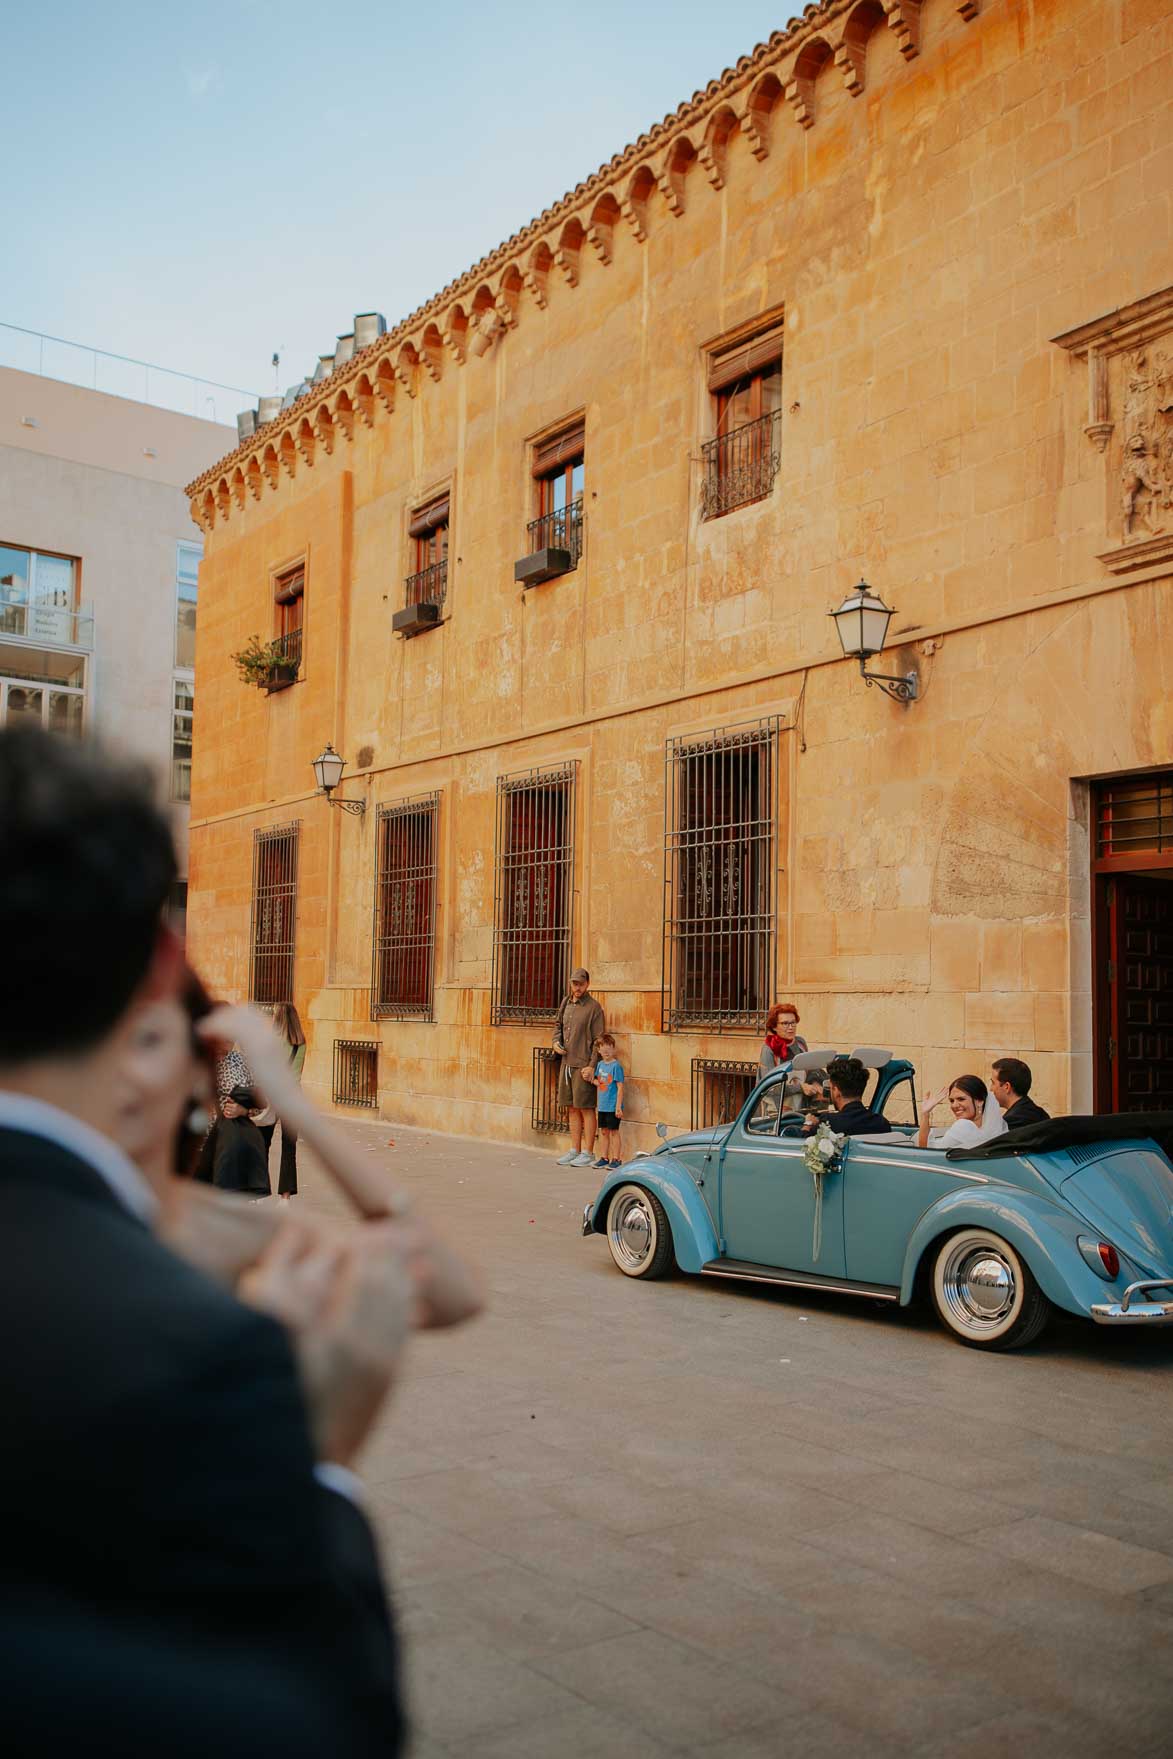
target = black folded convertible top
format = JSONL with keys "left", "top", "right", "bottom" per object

{"left": 946, "top": 1112, "right": 1173, "bottom": 1161}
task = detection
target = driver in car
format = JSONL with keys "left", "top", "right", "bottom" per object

{"left": 802, "top": 1056, "right": 892, "bottom": 1136}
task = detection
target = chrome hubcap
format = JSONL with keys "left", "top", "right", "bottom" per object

{"left": 940, "top": 1240, "right": 1017, "bottom": 1331}
{"left": 609, "top": 1192, "right": 654, "bottom": 1270}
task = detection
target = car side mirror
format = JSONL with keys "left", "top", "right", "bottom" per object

{"left": 656, "top": 1122, "right": 668, "bottom": 1139}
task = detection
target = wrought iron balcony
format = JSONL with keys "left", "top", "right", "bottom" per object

{"left": 516, "top": 496, "right": 583, "bottom": 586}
{"left": 263, "top": 627, "right": 302, "bottom": 691}
{"left": 700, "top": 410, "right": 781, "bottom": 519}
{"left": 405, "top": 558, "right": 448, "bottom": 610}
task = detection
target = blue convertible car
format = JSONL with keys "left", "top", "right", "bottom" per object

{"left": 582, "top": 1049, "right": 1173, "bottom": 1350}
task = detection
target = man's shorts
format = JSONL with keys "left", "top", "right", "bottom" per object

{"left": 597, "top": 1109, "right": 619, "bottom": 1131}
{"left": 564, "top": 1067, "right": 597, "bottom": 1109}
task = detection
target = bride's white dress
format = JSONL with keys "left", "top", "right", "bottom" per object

{"left": 928, "top": 1092, "right": 1007, "bottom": 1148}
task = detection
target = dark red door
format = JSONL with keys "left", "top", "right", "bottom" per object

{"left": 1103, "top": 875, "right": 1173, "bottom": 1110}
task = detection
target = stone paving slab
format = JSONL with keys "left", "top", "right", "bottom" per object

{"left": 292, "top": 1114, "right": 1173, "bottom": 1757}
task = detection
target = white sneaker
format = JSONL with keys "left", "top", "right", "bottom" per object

{"left": 555, "top": 1149, "right": 578, "bottom": 1165}
{"left": 572, "top": 1151, "right": 596, "bottom": 1166}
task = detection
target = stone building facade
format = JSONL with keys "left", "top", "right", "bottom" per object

{"left": 186, "top": 0, "right": 1173, "bottom": 1145}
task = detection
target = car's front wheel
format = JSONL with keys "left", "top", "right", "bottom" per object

{"left": 606, "top": 1185, "right": 674, "bottom": 1280}
{"left": 930, "top": 1228, "right": 1051, "bottom": 1350}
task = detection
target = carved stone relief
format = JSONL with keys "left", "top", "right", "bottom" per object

{"left": 1120, "top": 348, "right": 1173, "bottom": 541}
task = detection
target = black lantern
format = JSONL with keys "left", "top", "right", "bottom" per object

{"left": 829, "top": 582, "right": 918, "bottom": 703}
{"left": 311, "top": 742, "right": 366, "bottom": 816}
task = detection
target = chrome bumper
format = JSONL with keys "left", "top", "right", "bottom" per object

{"left": 1091, "top": 1278, "right": 1173, "bottom": 1325}
{"left": 581, "top": 1201, "right": 595, "bottom": 1238}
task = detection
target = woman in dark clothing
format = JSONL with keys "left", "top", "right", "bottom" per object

{"left": 211, "top": 1086, "right": 270, "bottom": 1197}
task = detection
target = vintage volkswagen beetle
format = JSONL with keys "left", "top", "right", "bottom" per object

{"left": 582, "top": 1049, "right": 1173, "bottom": 1350}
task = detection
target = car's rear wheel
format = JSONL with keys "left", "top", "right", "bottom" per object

{"left": 931, "top": 1228, "right": 1051, "bottom": 1350}
{"left": 606, "top": 1185, "right": 674, "bottom": 1280}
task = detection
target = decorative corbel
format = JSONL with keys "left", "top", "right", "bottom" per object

{"left": 620, "top": 198, "right": 647, "bottom": 242}
{"left": 353, "top": 382, "right": 375, "bottom": 428}
{"left": 260, "top": 452, "right": 279, "bottom": 492}
{"left": 279, "top": 439, "right": 297, "bottom": 478}
{"left": 585, "top": 223, "right": 612, "bottom": 265}
{"left": 885, "top": 0, "right": 922, "bottom": 60}
{"left": 230, "top": 471, "right": 247, "bottom": 510}
{"left": 313, "top": 409, "right": 335, "bottom": 455}
{"left": 373, "top": 366, "right": 396, "bottom": 415}
{"left": 295, "top": 422, "right": 316, "bottom": 467}
{"left": 190, "top": 496, "right": 210, "bottom": 533}
{"left": 522, "top": 269, "right": 548, "bottom": 308}
{"left": 655, "top": 173, "right": 684, "bottom": 217}
{"left": 393, "top": 361, "right": 418, "bottom": 398}
{"left": 835, "top": 38, "right": 866, "bottom": 96}
{"left": 957, "top": 0, "right": 980, "bottom": 18}
{"left": 493, "top": 293, "right": 517, "bottom": 330}
{"left": 784, "top": 77, "right": 815, "bottom": 130}
{"left": 441, "top": 324, "right": 467, "bottom": 366}
{"left": 333, "top": 401, "right": 355, "bottom": 443}
{"left": 552, "top": 248, "right": 578, "bottom": 288}
{"left": 697, "top": 142, "right": 725, "bottom": 190}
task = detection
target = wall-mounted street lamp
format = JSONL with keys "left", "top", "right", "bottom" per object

{"left": 311, "top": 742, "right": 366, "bottom": 816}
{"left": 829, "top": 582, "right": 919, "bottom": 703}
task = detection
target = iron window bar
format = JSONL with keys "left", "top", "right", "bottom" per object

{"left": 249, "top": 821, "right": 300, "bottom": 1005}
{"left": 1096, "top": 777, "right": 1173, "bottom": 859}
{"left": 700, "top": 410, "right": 782, "bottom": 520}
{"left": 532, "top": 1046, "right": 571, "bottom": 1134}
{"left": 491, "top": 760, "right": 577, "bottom": 1027}
{"left": 690, "top": 1058, "right": 759, "bottom": 1130}
{"left": 525, "top": 495, "right": 584, "bottom": 570}
{"left": 333, "top": 1039, "right": 378, "bottom": 1108}
{"left": 404, "top": 559, "right": 448, "bottom": 610}
{"left": 663, "top": 717, "right": 779, "bottom": 1033}
{"left": 372, "top": 792, "right": 440, "bottom": 1020}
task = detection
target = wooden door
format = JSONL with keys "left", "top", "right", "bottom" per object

{"left": 1100, "top": 875, "right": 1173, "bottom": 1110}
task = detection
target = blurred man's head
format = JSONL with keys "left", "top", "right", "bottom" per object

{"left": 0, "top": 727, "right": 178, "bottom": 1068}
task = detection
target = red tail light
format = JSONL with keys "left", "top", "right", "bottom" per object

{"left": 1098, "top": 1242, "right": 1119, "bottom": 1277}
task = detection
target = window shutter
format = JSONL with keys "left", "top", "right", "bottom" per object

{"left": 707, "top": 325, "right": 785, "bottom": 393}
{"left": 274, "top": 566, "right": 305, "bottom": 605}
{"left": 408, "top": 494, "right": 450, "bottom": 539}
{"left": 532, "top": 422, "right": 585, "bottom": 479}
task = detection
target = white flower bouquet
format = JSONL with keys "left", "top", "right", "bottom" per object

{"left": 803, "top": 1121, "right": 845, "bottom": 1178}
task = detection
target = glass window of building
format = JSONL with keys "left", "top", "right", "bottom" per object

{"left": 0, "top": 643, "right": 86, "bottom": 735}
{"left": 0, "top": 544, "right": 78, "bottom": 642}
{"left": 172, "top": 679, "right": 194, "bottom": 801}
{"left": 175, "top": 542, "right": 201, "bottom": 670}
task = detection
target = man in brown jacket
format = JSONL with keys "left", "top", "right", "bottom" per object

{"left": 552, "top": 968, "right": 604, "bottom": 1167}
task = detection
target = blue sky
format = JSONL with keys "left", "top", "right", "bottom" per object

{"left": 5, "top": 1, "right": 785, "bottom": 419}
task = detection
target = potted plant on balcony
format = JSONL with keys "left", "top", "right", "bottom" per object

{"left": 230, "top": 633, "right": 299, "bottom": 693}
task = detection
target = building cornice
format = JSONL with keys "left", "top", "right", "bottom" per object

{"left": 186, "top": 1, "right": 984, "bottom": 526}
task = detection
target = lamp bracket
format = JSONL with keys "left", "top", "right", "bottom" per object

{"left": 326, "top": 794, "right": 367, "bottom": 816}
{"left": 859, "top": 661, "right": 919, "bottom": 703}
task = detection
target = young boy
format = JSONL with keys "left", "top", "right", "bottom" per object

{"left": 590, "top": 1034, "right": 625, "bottom": 1169}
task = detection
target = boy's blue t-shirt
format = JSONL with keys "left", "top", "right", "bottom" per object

{"left": 595, "top": 1059, "right": 624, "bottom": 1111}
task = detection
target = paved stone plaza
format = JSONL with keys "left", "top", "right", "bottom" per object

{"left": 300, "top": 1117, "right": 1173, "bottom": 1758}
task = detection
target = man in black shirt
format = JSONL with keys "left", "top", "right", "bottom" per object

{"left": 991, "top": 1056, "right": 1050, "bottom": 1130}
{"left": 805, "top": 1056, "right": 893, "bottom": 1136}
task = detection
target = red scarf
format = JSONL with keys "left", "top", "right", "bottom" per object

{"left": 765, "top": 1032, "right": 793, "bottom": 1058}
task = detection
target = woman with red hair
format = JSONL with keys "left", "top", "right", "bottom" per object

{"left": 759, "top": 1002, "right": 807, "bottom": 1077}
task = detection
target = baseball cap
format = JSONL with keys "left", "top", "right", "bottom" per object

{"left": 571, "top": 967, "right": 590, "bottom": 982}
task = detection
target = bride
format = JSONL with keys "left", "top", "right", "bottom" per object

{"left": 916, "top": 1073, "right": 1006, "bottom": 1150}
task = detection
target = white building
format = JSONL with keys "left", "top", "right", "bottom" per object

{"left": 0, "top": 358, "right": 238, "bottom": 923}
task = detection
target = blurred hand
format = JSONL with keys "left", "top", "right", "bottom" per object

{"left": 160, "top": 1182, "right": 281, "bottom": 1285}
{"left": 292, "top": 1224, "right": 414, "bottom": 1467}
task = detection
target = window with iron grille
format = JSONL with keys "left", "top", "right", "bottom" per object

{"left": 250, "top": 821, "right": 299, "bottom": 1005}
{"left": 372, "top": 792, "right": 439, "bottom": 1020}
{"left": 531, "top": 1046, "right": 570, "bottom": 1134}
{"left": 333, "top": 1039, "right": 378, "bottom": 1108}
{"left": 405, "top": 492, "right": 449, "bottom": 611}
{"left": 492, "top": 761, "right": 576, "bottom": 1025}
{"left": 1095, "top": 773, "right": 1173, "bottom": 865}
{"left": 701, "top": 320, "right": 783, "bottom": 520}
{"left": 663, "top": 718, "right": 779, "bottom": 1032}
{"left": 690, "top": 1058, "right": 759, "bottom": 1129}
{"left": 528, "top": 421, "right": 584, "bottom": 571}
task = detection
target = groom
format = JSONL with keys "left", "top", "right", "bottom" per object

{"left": 990, "top": 1057, "right": 1050, "bottom": 1131}
{"left": 0, "top": 726, "right": 405, "bottom": 1757}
